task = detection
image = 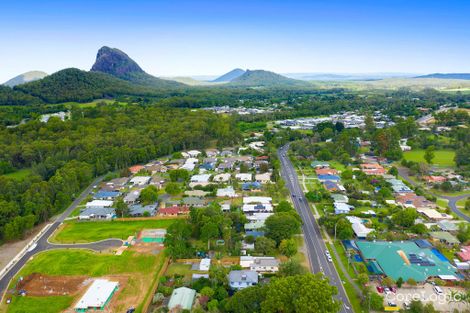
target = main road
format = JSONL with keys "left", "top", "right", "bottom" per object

{"left": 278, "top": 145, "right": 353, "bottom": 313}
{"left": 0, "top": 176, "right": 122, "bottom": 300}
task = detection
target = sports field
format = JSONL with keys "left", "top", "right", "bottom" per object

{"left": 403, "top": 149, "right": 455, "bottom": 167}
{"left": 51, "top": 219, "right": 177, "bottom": 243}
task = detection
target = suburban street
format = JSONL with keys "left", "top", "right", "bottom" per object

{"left": 0, "top": 176, "right": 122, "bottom": 299}
{"left": 398, "top": 167, "right": 470, "bottom": 222}
{"left": 278, "top": 145, "right": 353, "bottom": 313}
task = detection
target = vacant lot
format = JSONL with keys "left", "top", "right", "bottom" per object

{"left": 5, "top": 249, "right": 166, "bottom": 313}
{"left": 52, "top": 219, "right": 176, "bottom": 243}
{"left": 403, "top": 149, "right": 455, "bottom": 167}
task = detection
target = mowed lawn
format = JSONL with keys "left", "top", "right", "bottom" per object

{"left": 2, "top": 168, "right": 32, "bottom": 180}
{"left": 6, "top": 296, "right": 73, "bottom": 313}
{"left": 403, "top": 149, "right": 456, "bottom": 167}
{"left": 52, "top": 219, "right": 177, "bottom": 243}
{"left": 6, "top": 249, "right": 166, "bottom": 313}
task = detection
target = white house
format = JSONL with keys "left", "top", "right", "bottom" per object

{"left": 243, "top": 196, "right": 272, "bottom": 204}
{"left": 85, "top": 200, "right": 114, "bottom": 209}
{"left": 217, "top": 186, "right": 237, "bottom": 198}
{"left": 213, "top": 173, "right": 231, "bottom": 182}
{"left": 190, "top": 174, "right": 211, "bottom": 183}
{"left": 181, "top": 158, "right": 198, "bottom": 171}
{"left": 228, "top": 270, "right": 258, "bottom": 290}
{"left": 235, "top": 173, "right": 252, "bottom": 181}
{"left": 187, "top": 150, "right": 202, "bottom": 158}
{"left": 130, "top": 176, "right": 151, "bottom": 186}
{"left": 246, "top": 212, "right": 273, "bottom": 223}
{"left": 352, "top": 223, "right": 373, "bottom": 239}
{"left": 334, "top": 202, "right": 353, "bottom": 214}
{"left": 255, "top": 172, "right": 272, "bottom": 184}
{"left": 75, "top": 279, "right": 119, "bottom": 311}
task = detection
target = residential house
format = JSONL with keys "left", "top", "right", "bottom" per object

{"left": 187, "top": 150, "right": 202, "bottom": 158}
{"left": 182, "top": 197, "right": 206, "bottom": 208}
{"left": 317, "top": 174, "right": 341, "bottom": 182}
{"left": 228, "top": 270, "right": 258, "bottom": 290}
{"left": 255, "top": 172, "right": 272, "bottom": 184}
{"left": 217, "top": 186, "right": 237, "bottom": 198}
{"left": 423, "top": 176, "right": 447, "bottom": 184}
{"left": 315, "top": 168, "right": 339, "bottom": 176}
{"left": 124, "top": 190, "right": 141, "bottom": 204}
{"left": 246, "top": 212, "right": 273, "bottom": 223}
{"left": 168, "top": 287, "right": 196, "bottom": 311}
{"left": 250, "top": 258, "right": 279, "bottom": 273}
{"left": 181, "top": 158, "right": 198, "bottom": 171}
{"left": 217, "top": 161, "right": 234, "bottom": 171}
{"left": 323, "top": 181, "right": 341, "bottom": 192}
{"left": 242, "top": 182, "right": 262, "bottom": 191}
{"left": 158, "top": 205, "right": 190, "bottom": 217}
{"left": 352, "top": 223, "right": 373, "bottom": 239}
{"left": 190, "top": 174, "right": 212, "bottom": 184}
{"left": 129, "top": 165, "right": 144, "bottom": 174}
{"left": 185, "top": 190, "right": 209, "bottom": 197}
{"left": 334, "top": 202, "right": 354, "bottom": 214}
{"left": 437, "top": 220, "right": 459, "bottom": 232}
{"left": 457, "top": 246, "right": 470, "bottom": 262}
{"left": 311, "top": 161, "right": 330, "bottom": 168}
{"left": 85, "top": 200, "right": 114, "bottom": 209}
{"left": 129, "top": 204, "right": 157, "bottom": 217}
{"left": 417, "top": 208, "right": 451, "bottom": 220}
{"left": 79, "top": 207, "right": 115, "bottom": 220}
{"left": 244, "top": 220, "right": 265, "bottom": 231}
{"left": 104, "top": 177, "right": 129, "bottom": 191}
{"left": 213, "top": 173, "right": 231, "bottom": 183}
{"left": 331, "top": 194, "right": 348, "bottom": 203}
{"left": 93, "top": 190, "right": 120, "bottom": 200}
{"left": 360, "top": 163, "right": 386, "bottom": 176}
{"left": 235, "top": 173, "right": 252, "bottom": 181}
{"left": 130, "top": 176, "right": 151, "bottom": 186}
{"left": 205, "top": 149, "right": 219, "bottom": 157}
{"left": 430, "top": 231, "right": 460, "bottom": 246}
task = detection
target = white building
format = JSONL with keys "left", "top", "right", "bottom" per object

{"left": 217, "top": 186, "right": 237, "bottom": 198}
{"left": 246, "top": 212, "right": 273, "bottom": 223}
{"left": 130, "top": 176, "right": 151, "bottom": 186}
{"left": 255, "top": 172, "right": 272, "bottom": 184}
{"left": 74, "top": 279, "right": 119, "bottom": 311}
{"left": 243, "top": 196, "right": 272, "bottom": 204}
{"left": 187, "top": 150, "right": 202, "bottom": 158}
{"left": 190, "top": 174, "right": 212, "bottom": 183}
{"left": 213, "top": 173, "right": 231, "bottom": 182}
{"left": 85, "top": 200, "right": 114, "bottom": 209}
{"left": 235, "top": 173, "right": 252, "bottom": 181}
{"left": 199, "top": 258, "right": 211, "bottom": 271}
{"left": 334, "top": 202, "right": 353, "bottom": 214}
{"left": 181, "top": 158, "right": 198, "bottom": 171}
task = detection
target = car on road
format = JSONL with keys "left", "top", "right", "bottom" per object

{"left": 387, "top": 301, "right": 397, "bottom": 307}
{"left": 327, "top": 255, "right": 333, "bottom": 262}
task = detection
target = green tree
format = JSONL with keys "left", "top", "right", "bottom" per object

{"left": 201, "top": 222, "right": 220, "bottom": 250}
{"left": 115, "top": 198, "right": 129, "bottom": 217}
{"left": 278, "top": 260, "right": 307, "bottom": 277}
{"left": 165, "top": 220, "right": 193, "bottom": 259}
{"left": 392, "top": 208, "right": 418, "bottom": 228}
{"left": 165, "top": 182, "right": 181, "bottom": 195}
{"left": 275, "top": 201, "right": 294, "bottom": 213}
{"left": 255, "top": 236, "right": 276, "bottom": 255}
{"left": 139, "top": 185, "right": 159, "bottom": 204}
{"left": 261, "top": 274, "right": 340, "bottom": 313}
{"left": 279, "top": 238, "right": 298, "bottom": 257}
{"left": 357, "top": 273, "right": 369, "bottom": 287}
{"left": 225, "top": 285, "right": 266, "bottom": 313}
{"left": 265, "top": 212, "right": 301, "bottom": 245}
{"left": 424, "top": 146, "right": 435, "bottom": 164}
{"left": 396, "top": 277, "right": 404, "bottom": 288}
{"left": 200, "top": 286, "right": 215, "bottom": 298}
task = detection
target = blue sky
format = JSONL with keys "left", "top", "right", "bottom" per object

{"left": 1, "top": 0, "right": 469, "bottom": 81}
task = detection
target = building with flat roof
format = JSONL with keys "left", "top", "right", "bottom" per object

{"left": 168, "top": 287, "right": 196, "bottom": 311}
{"left": 74, "top": 279, "right": 119, "bottom": 312}
{"left": 85, "top": 200, "right": 114, "bottom": 209}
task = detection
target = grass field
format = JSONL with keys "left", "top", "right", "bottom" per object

{"left": 403, "top": 149, "right": 456, "bottom": 167}
{"left": 2, "top": 168, "right": 32, "bottom": 180}
{"left": 5, "top": 296, "right": 73, "bottom": 313}
{"left": 52, "top": 219, "right": 177, "bottom": 243}
{"left": 4, "top": 249, "right": 166, "bottom": 313}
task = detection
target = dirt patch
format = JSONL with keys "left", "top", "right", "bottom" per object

{"left": 16, "top": 273, "right": 90, "bottom": 296}
{"left": 132, "top": 242, "right": 164, "bottom": 254}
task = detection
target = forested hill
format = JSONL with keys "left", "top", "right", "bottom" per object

{"left": 90, "top": 46, "right": 184, "bottom": 88}
{"left": 416, "top": 73, "right": 470, "bottom": 80}
{"left": 14, "top": 68, "right": 159, "bottom": 103}
{"left": 0, "top": 106, "right": 241, "bottom": 242}
{"left": 228, "top": 70, "right": 311, "bottom": 87}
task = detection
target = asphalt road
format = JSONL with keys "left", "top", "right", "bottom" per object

{"left": 397, "top": 167, "right": 470, "bottom": 222}
{"left": 278, "top": 145, "right": 353, "bottom": 313}
{"left": 0, "top": 176, "right": 122, "bottom": 298}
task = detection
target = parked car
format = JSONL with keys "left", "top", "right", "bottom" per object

{"left": 376, "top": 286, "right": 384, "bottom": 293}
{"left": 433, "top": 286, "right": 443, "bottom": 295}
{"left": 384, "top": 287, "right": 391, "bottom": 295}
{"left": 387, "top": 301, "right": 397, "bottom": 307}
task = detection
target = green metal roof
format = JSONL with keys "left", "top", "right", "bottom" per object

{"left": 356, "top": 241, "right": 457, "bottom": 282}
{"left": 168, "top": 287, "right": 196, "bottom": 311}
{"left": 430, "top": 232, "right": 460, "bottom": 245}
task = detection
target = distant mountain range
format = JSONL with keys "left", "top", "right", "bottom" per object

{"left": 90, "top": 46, "right": 183, "bottom": 88}
{"left": 228, "top": 70, "right": 309, "bottom": 87}
{"left": 415, "top": 73, "right": 470, "bottom": 80}
{"left": 3, "top": 71, "right": 48, "bottom": 87}
{"left": 212, "top": 68, "right": 246, "bottom": 82}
